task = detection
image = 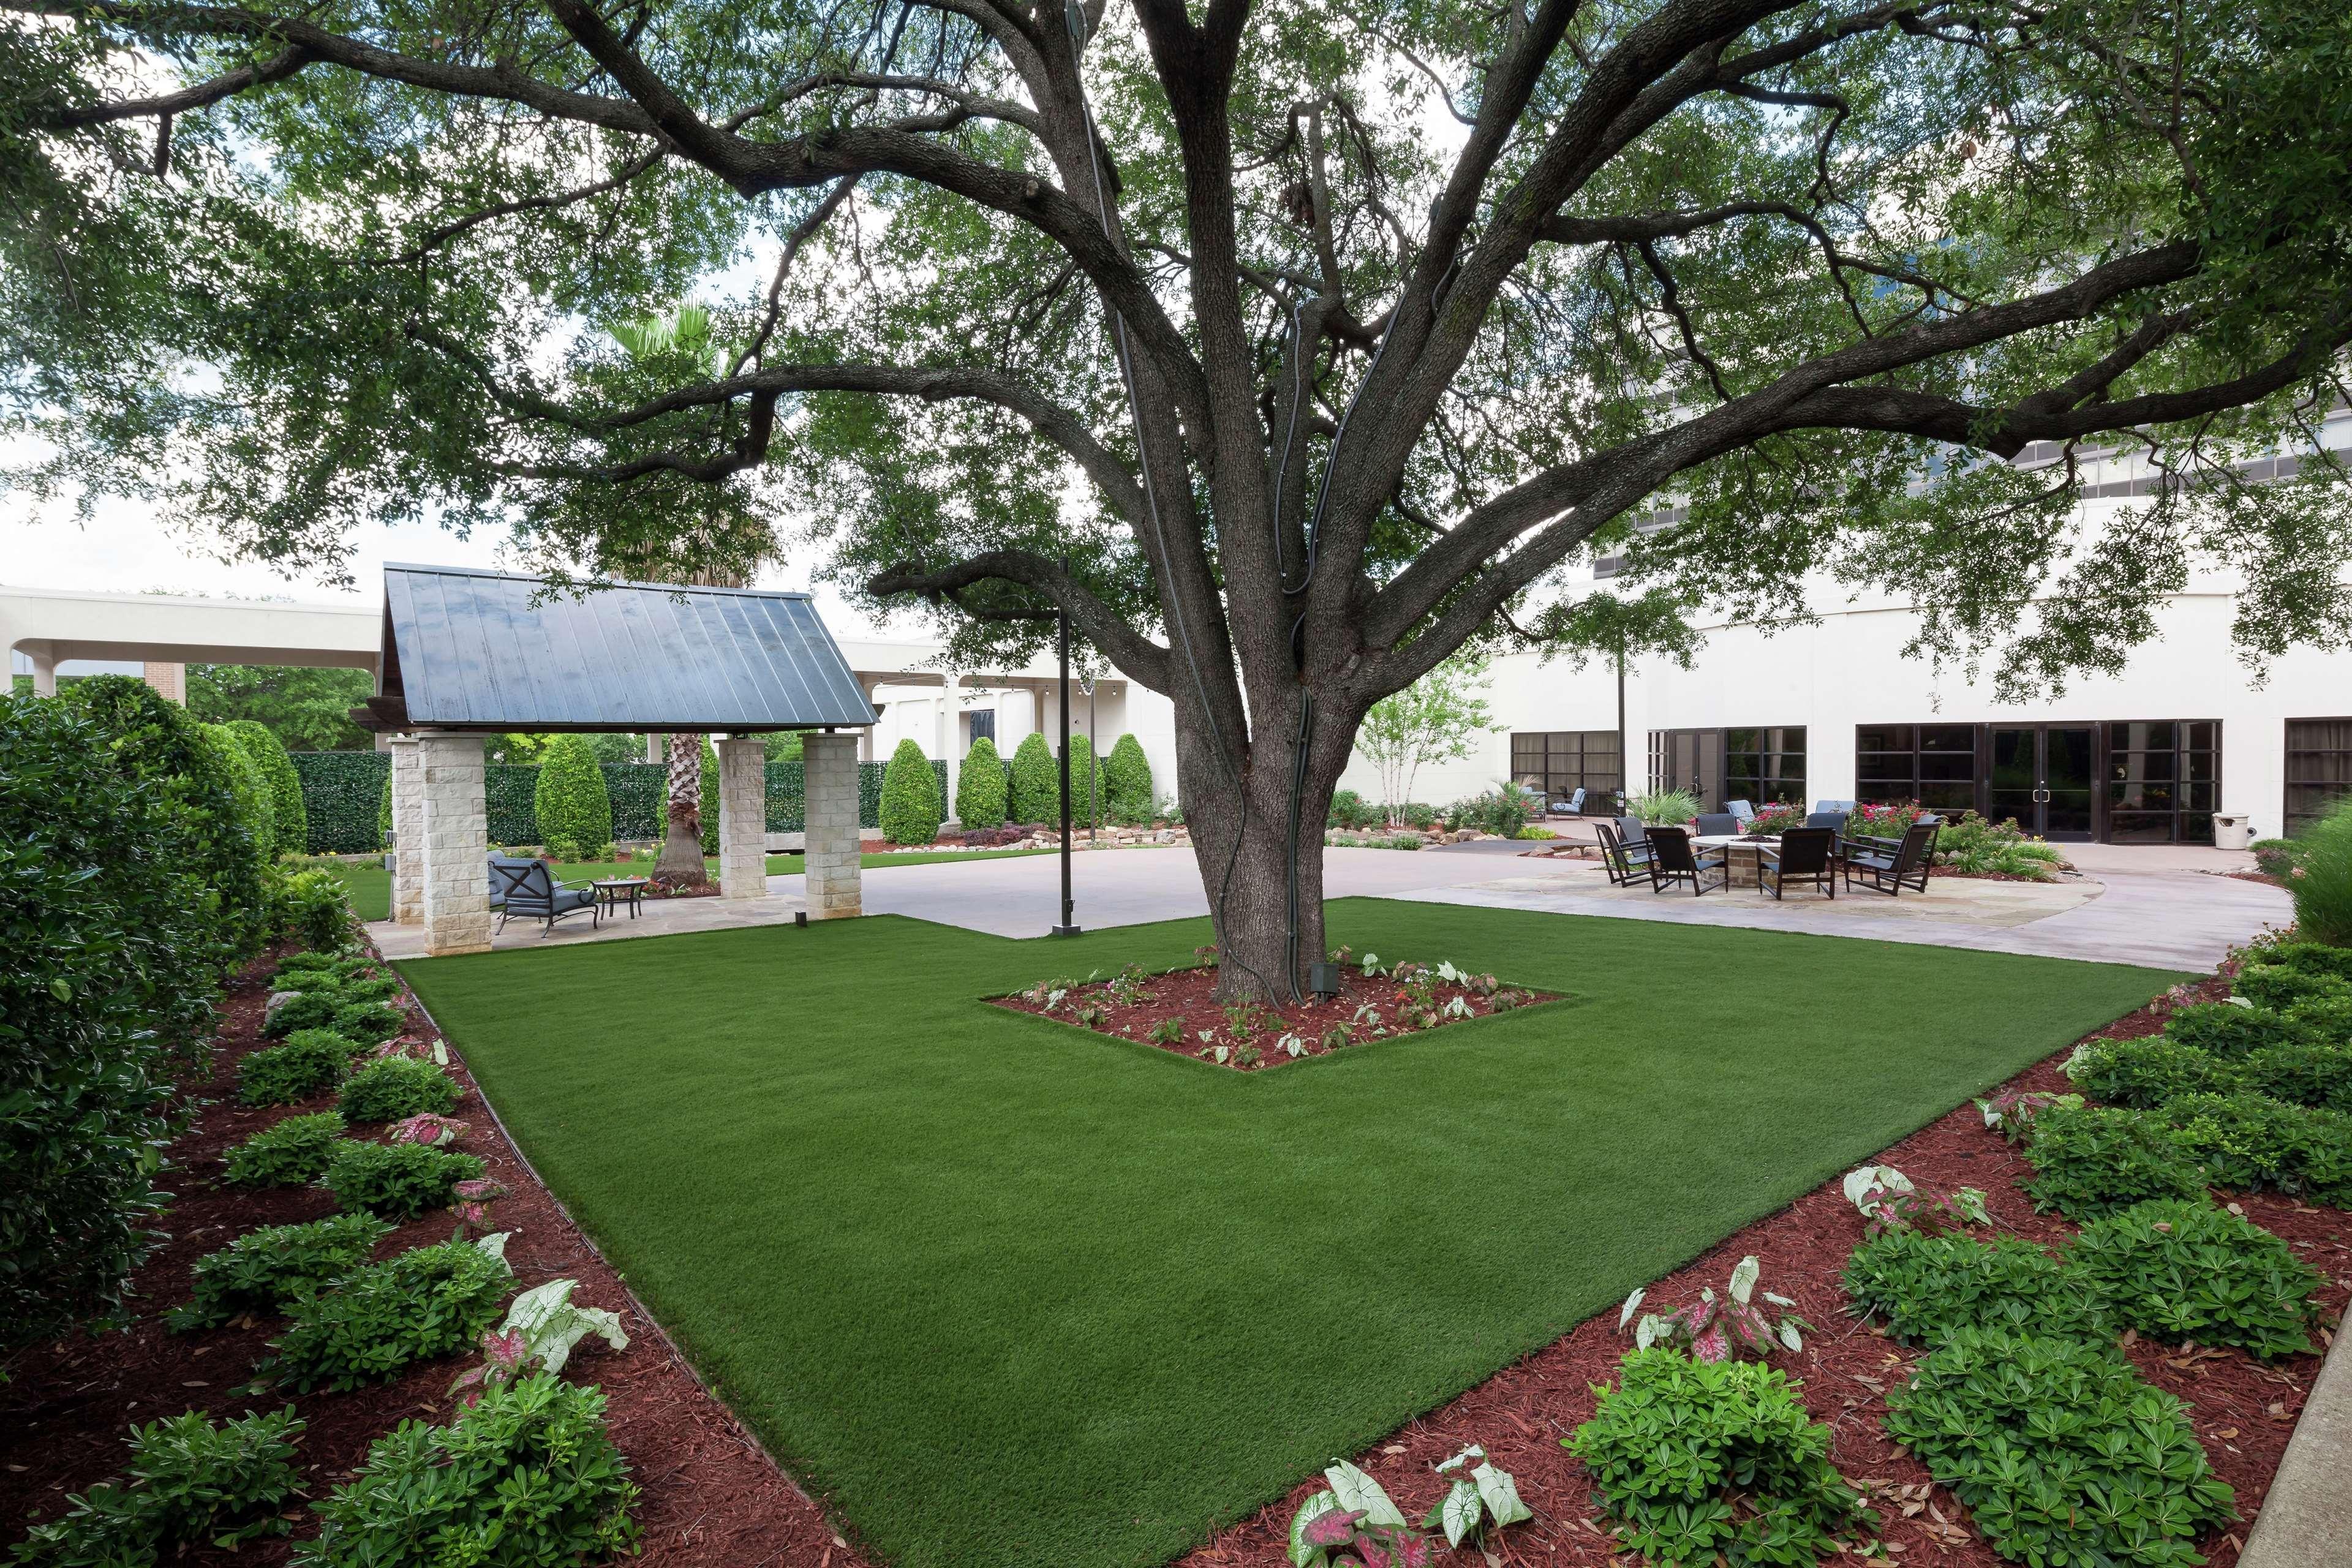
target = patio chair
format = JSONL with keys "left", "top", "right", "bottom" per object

{"left": 1803, "top": 810, "right": 1849, "bottom": 835}
{"left": 1645, "top": 826, "right": 1728, "bottom": 895}
{"left": 1596, "top": 821, "right": 1656, "bottom": 886}
{"left": 1757, "top": 826, "right": 1838, "bottom": 900}
{"left": 1694, "top": 812, "right": 1741, "bottom": 837}
{"left": 1551, "top": 787, "right": 1586, "bottom": 817}
{"left": 1841, "top": 820, "right": 1940, "bottom": 896}
{"left": 489, "top": 853, "right": 598, "bottom": 936}
{"left": 1727, "top": 799, "right": 1756, "bottom": 826}
{"left": 1814, "top": 799, "right": 1856, "bottom": 814}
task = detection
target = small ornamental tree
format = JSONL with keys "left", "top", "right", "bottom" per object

{"left": 1354, "top": 654, "right": 1499, "bottom": 820}
{"left": 533, "top": 736, "right": 613, "bottom": 861}
{"left": 208, "top": 722, "right": 278, "bottom": 861}
{"left": 956, "top": 736, "right": 1008, "bottom": 829}
{"left": 226, "top": 719, "right": 307, "bottom": 859}
{"left": 1104, "top": 734, "right": 1155, "bottom": 825}
{"left": 879, "top": 738, "right": 943, "bottom": 845}
{"left": 1008, "top": 733, "right": 1060, "bottom": 827}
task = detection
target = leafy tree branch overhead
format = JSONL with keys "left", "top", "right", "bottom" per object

{"left": 4, "top": 0, "right": 2349, "bottom": 995}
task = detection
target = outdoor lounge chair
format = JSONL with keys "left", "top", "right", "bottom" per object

{"left": 1727, "top": 799, "right": 1756, "bottom": 826}
{"left": 489, "top": 853, "right": 598, "bottom": 936}
{"left": 1814, "top": 799, "right": 1856, "bottom": 815}
{"left": 1803, "top": 810, "right": 1849, "bottom": 835}
{"left": 1596, "top": 821, "right": 1656, "bottom": 886}
{"left": 1551, "top": 787, "right": 1587, "bottom": 817}
{"left": 1645, "top": 826, "right": 1728, "bottom": 895}
{"left": 1757, "top": 826, "right": 1838, "bottom": 900}
{"left": 1694, "top": 812, "right": 1741, "bottom": 837}
{"left": 1841, "top": 819, "right": 1940, "bottom": 896}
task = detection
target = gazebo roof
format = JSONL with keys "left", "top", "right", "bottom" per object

{"left": 356, "top": 564, "right": 877, "bottom": 734}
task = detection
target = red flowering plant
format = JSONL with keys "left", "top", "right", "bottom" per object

{"left": 1841, "top": 1164, "right": 1992, "bottom": 1237}
{"left": 1746, "top": 802, "right": 1806, "bottom": 836}
{"left": 1849, "top": 801, "right": 1926, "bottom": 840}
{"left": 1618, "top": 1255, "right": 1807, "bottom": 1361}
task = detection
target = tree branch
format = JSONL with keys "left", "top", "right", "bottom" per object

{"left": 866, "top": 551, "right": 1173, "bottom": 690}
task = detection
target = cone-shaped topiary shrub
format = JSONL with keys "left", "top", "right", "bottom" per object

{"left": 1009, "top": 731, "right": 1059, "bottom": 825}
{"left": 533, "top": 736, "right": 613, "bottom": 861}
{"left": 956, "top": 736, "right": 1008, "bottom": 828}
{"left": 225, "top": 720, "right": 307, "bottom": 859}
{"left": 880, "top": 738, "right": 943, "bottom": 845}
{"left": 1104, "top": 733, "right": 1154, "bottom": 824}
{"left": 206, "top": 721, "right": 278, "bottom": 863}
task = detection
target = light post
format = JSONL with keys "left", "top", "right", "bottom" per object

{"left": 1050, "top": 568, "right": 1080, "bottom": 937}
{"left": 1079, "top": 671, "right": 1098, "bottom": 846}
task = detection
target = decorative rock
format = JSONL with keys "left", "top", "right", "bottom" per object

{"left": 264, "top": 989, "right": 303, "bottom": 1023}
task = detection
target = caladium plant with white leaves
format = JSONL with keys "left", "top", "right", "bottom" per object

{"left": 1619, "top": 1255, "right": 1809, "bottom": 1362}
{"left": 1842, "top": 1164, "right": 1992, "bottom": 1237}
{"left": 451, "top": 1276, "right": 631, "bottom": 1398}
{"left": 1420, "top": 1444, "right": 1534, "bottom": 1549}
{"left": 1288, "top": 1461, "right": 1432, "bottom": 1568}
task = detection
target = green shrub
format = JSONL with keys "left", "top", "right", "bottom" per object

{"left": 267, "top": 1238, "right": 511, "bottom": 1392}
{"left": 878, "top": 737, "right": 944, "bottom": 846}
{"left": 1630, "top": 788, "right": 1702, "bottom": 825}
{"left": 336, "top": 974, "right": 402, "bottom": 1004}
{"left": 2156, "top": 1090, "right": 2352, "bottom": 1204}
{"left": 239, "top": 1033, "right": 358, "bottom": 1107}
{"left": 1566, "top": 1349, "right": 1869, "bottom": 1566}
{"left": 1008, "top": 731, "right": 1059, "bottom": 825}
{"left": 1104, "top": 733, "right": 1155, "bottom": 825}
{"left": 954, "top": 734, "right": 1008, "bottom": 829}
{"left": 274, "top": 867, "right": 356, "bottom": 951}
{"left": 1327, "top": 788, "right": 1378, "bottom": 830}
{"left": 2021, "top": 1104, "right": 2208, "bottom": 1218}
{"left": 300, "top": 1373, "right": 639, "bottom": 1567}
{"left": 1842, "top": 1229, "right": 2104, "bottom": 1343}
{"left": 330, "top": 1000, "right": 407, "bottom": 1044}
{"left": 1887, "top": 1328, "right": 2233, "bottom": 1566}
{"left": 225, "top": 719, "right": 307, "bottom": 860}
{"left": 1445, "top": 786, "right": 1537, "bottom": 836}
{"left": 323, "top": 1140, "right": 485, "bottom": 1218}
{"left": 9, "top": 1406, "right": 305, "bottom": 1565}
{"left": 533, "top": 736, "right": 613, "bottom": 861}
{"left": 222, "top": 1112, "right": 349, "bottom": 1187}
{"left": 2064, "top": 1035, "right": 2245, "bottom": 1107}
{"left": 2242, "top": 940, "right": 2352, "bottom": 982}
{"left": 208, "top": 720, "right": 279, "bottom": 864}
{"left": 274, "top": 949, "right": 343, "bottom": 978}
{"left": 1932, "top": 812, "right": 2068, "bottom": 880}
{"left": 698, "top": 735, "right": 720, "bottom": 855}
{"left": 2249, "top": 837, "right": 2302, "bottom": 878}
{"left": 2243, "top": 1037, "right": 2352, "bottom": 1111}
{"left": 2235, "top": 963, "right": 2352, "bottom": 1015}
{"left": 2070, "top": 1200, "right": 2324, "bottom": 1358}
{"left": 2285, "top": 995, "right": 2352, "bottom": 1047}
{"left": 263, "top": 981, "right": 347, "bottom": 1038}
{"left": 2287, "top": 797, "right": 2352, "bottom": 946}
{"left": 2165, "top": 1000, "right": 2307, "bottom": 1057}
{"left": 339, "top": 1057, "right": 462, "bottom": 1123}
{"left": 0, "top": 691, "right": 240, "bottom": 1348}
{"left": 170, "top": 1212, "right": 393, "bottom": 1330}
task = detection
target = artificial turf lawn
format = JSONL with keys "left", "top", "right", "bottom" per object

{"left": 326, "top": 846, "right": 1049, "bottom": 922}
{"left": 394, "top": 900, "right": 2179, "bottom": 1568}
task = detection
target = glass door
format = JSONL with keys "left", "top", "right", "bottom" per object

{"left": 1987, "top": 726, "right": 2097, "bottom": 841}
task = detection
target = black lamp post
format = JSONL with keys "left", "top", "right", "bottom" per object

{"left": 1050, "top": 571, "right": 1080, "bottom": 937}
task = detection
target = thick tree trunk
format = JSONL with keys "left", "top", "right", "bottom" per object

{"left": 658, "top": 731, "right": 708, "bottom": 884}
{"left": 1178, "top": 701, "right": 1346, "bottom": 1005}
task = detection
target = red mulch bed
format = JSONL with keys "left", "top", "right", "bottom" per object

{"left": 990, "top": 963, "right": 1558, "bottom": 1070}
{"left": 0, "top": 943, "right": 874, "bottom": 1568}
{"left": 1175, "top": 968, "right": 2352, "bottom": 1567}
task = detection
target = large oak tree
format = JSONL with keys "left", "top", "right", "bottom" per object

{"left": 5, "top": 0, "right": 2349, "bottom": 997}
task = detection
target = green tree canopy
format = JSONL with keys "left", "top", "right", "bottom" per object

{"left": 186, "top": 666, "right": 375, "bottom": 753}
{"left": 1354, "top": 654, "right": 1500, "bottom": 816}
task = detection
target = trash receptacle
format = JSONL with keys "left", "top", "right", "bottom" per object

{"left": 2213, "top": 814, "right": 2252, "bottom": 851}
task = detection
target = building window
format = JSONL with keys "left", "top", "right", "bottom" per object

{"left": 1723, "top": 726, "right": 1806, "bottom": 807}
{"left": 2108, "top": 720, "right": 2220, "bottom": 844}
{"left": 1856, "top": 723, "right": 1978, "bottom": 813}
{"left": 1510, "top": 730, "right": 1623, "bottom": 804}
{"left": 2284, "top": 718, "right": 2351, "bottom": 838}
{"left": 966, "top": 707, "right": 995, "bottom": 744}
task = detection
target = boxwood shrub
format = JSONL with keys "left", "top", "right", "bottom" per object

{"left": 2069, "top": 1199, "right": 2324, "bottom": 1359}
{"left": 1884, "top": 1328, "right": 2234, "bottom": 1567}
{"left": 266, "top": 1239, "right": 511, "bottom": 1392}
{"left": 1566, "top": 1349, "right": 1870, "bottom": 1566}
{"left": 534, "top": 736, "right": 613, "bottom": 861}
{"left": 239, "top": 1031, "right": 362, "bottom": 1107}
{"left": 170, "top": 1212, "right": 393, "bottom": 1330}
{"left": 1104, "top": 733, "right": 1155, "bottom": 825}
{"left": 2020, "top": 1104, "right": 2209, "bottom": 1218}
{"left": 2155, "top": 1091, "right": 2352, "bottom": 1204}
{"left": 222, "top": 1113, "right": 349, "bottom": 1188}
{"left": 1008, "top": 731, "right": 1059, "bottom": 826}
{"left": 2064, "top": 1036, "right": 2244, "bottom": 1108}
{"left": 339, "top": 1057, "right": 461, "bottom": 1123}
{"left": 1842, "top": 1229, "right": 2105, "bottom": 1343}
{"left": 878, "top": 737, "right": 943, "bottom": 846}
{"left": 954, "top": 735, "right": 1008, "bottom": 829}
{"left": 300, "top": 1374, "right": 640, "bottom": 1567}
{"left": 323, "top": 1140, "right": 484, "bottom": 1219}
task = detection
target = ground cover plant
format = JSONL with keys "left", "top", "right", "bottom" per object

{"left": 2068, "top": 1199, "right": 2325, "bottom": 1358}
{"left": 2019, "top": 1103, "right": 2210, "bottom": 1217}
{"left": 9, "top": 1407, "right": 306, "bottom": 1566}
{"left": 2153, "top": 1091, "right": 2352, "bottom": 1204}
{"left": 1883, "top": 1327, "right": 2236, "bottom": 1567}
{"left": 337, "top": 1055, "right": 462, "bottom": 1123}
{"left": 1842, "top": 1229, "right": 2105, "bottom": 1344}
{"left": 221, "top": 1112, "right": 349, "bottom": 1187}
{"left": 170, "top": 1212, "right": 394, "bottom": 1330}
{"left": 238, "top": 1030, "right": 361, "bottom": 1106}
{"left": 2063, "top": 1034, "right": 2247, "bottom": 1107}
{"left": 394, "top": 900, "right": 2177, "bottom": 1568}
{"left": 264, "top": 1235, "right": 513, "bottom": 1392}
{"left": 323, "top": 1140, "right": 487, "bottom": 1219}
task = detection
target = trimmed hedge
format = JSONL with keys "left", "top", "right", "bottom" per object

{"left": 956, "top": 736, "right": 1009, "bottom": 828}
{"left": 225, "top": 719, "right": 307, "bottom": 858}
{"left": 1009, "top": 732, "right": 1058, "bottom": 825}
{"left": 293, "top": 752, "right": 391, "bottom": 854}
{"left": 880, "top": 737, "right": 944, "bottom": 845}
{"left": 1105, "top": 733, "right": 1154, "bottom": 824}
{"left": 534, "top": 737, "right": 612, "bottom": 859}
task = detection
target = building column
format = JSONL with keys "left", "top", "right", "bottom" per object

{"left": 715, "top": 737, "right": 767, "bottom": 900}
{"left": 419, "top": 733, "right": 492, "bottom": 956}
{"left": 803, "top": 731, "right": 862, "bottom": 920}
{"left": 141, "top": 662, "right": 185, "bottom": 704}
{"left": 29, "top": 646, "right": 57, "bottom": 697}
{"left": 935, "top": 673, "right": 962, "bottom": 823}
{"left": 389, "top": 736, "right": 426, "bottom": 926}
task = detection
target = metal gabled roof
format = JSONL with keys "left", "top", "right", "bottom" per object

{"left": 371, "top": 565, "right": 876, "bottom": 733}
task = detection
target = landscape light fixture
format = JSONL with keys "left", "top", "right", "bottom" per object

{"left": 1308, "top": 961, "right": 1343, "bottom": 1000}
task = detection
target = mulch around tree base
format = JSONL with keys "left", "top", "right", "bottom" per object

{"left": 1175, "top": 970, "right": 2352, "bottom": 1567}
{"left": 990, "top": 962, "right": 1556, "bottom": 1069}
{"left": 0, "top": 943, "right": 875, "bottom": 1568}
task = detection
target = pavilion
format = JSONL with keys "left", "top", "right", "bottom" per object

{"left": 354, "top": 564, "right": 878, "bottom": 956}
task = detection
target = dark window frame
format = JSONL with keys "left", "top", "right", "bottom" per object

{"left": 1510, "top": 729, "right": 1624, "bottom": 804}
{"left": 2285, "top": 717, "right": 2352, "bottom": 839}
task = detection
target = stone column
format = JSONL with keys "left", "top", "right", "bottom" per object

{"left": 141, "top": 662, "right": 185, "bottom": 704}
{"left": 389, "top": 736, "right": 426, "bottom": 925}
{"left": 715, "top": 737, "right": 767, "bottom": 900}
{"left": 935, "top": 673, "right": 962, "bottom": 824}
{"left": 803, "top": 731, "right": 862, "bottom": 920}
{"left": 419, "top": 733, "right": 492, "bottom": 956}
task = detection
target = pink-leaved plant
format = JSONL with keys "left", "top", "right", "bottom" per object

{"left": 1619, "top": 1255, "right": 1807, "bottom": 1362}
{"left": 389, "top": 1112, "right": 468, "bottom": 1147}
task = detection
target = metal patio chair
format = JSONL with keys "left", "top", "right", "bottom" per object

{"left": 1645, "top": 826, "right": 1728, "bottom": 895}
{"left": 1841, "top": 819, "right": 1941, "bottom": 896}
{"left": 1596, "top": 821, "right": 1656, "bottom": 886}
{"left": 1757, "top": 826, "right": 1838, "bottom": 900}
{"left": 489, "top": 853, "right": 599, "bottom": 936}
{"left": 1694, "top": 812, "right": 1742, "bottom": 837}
